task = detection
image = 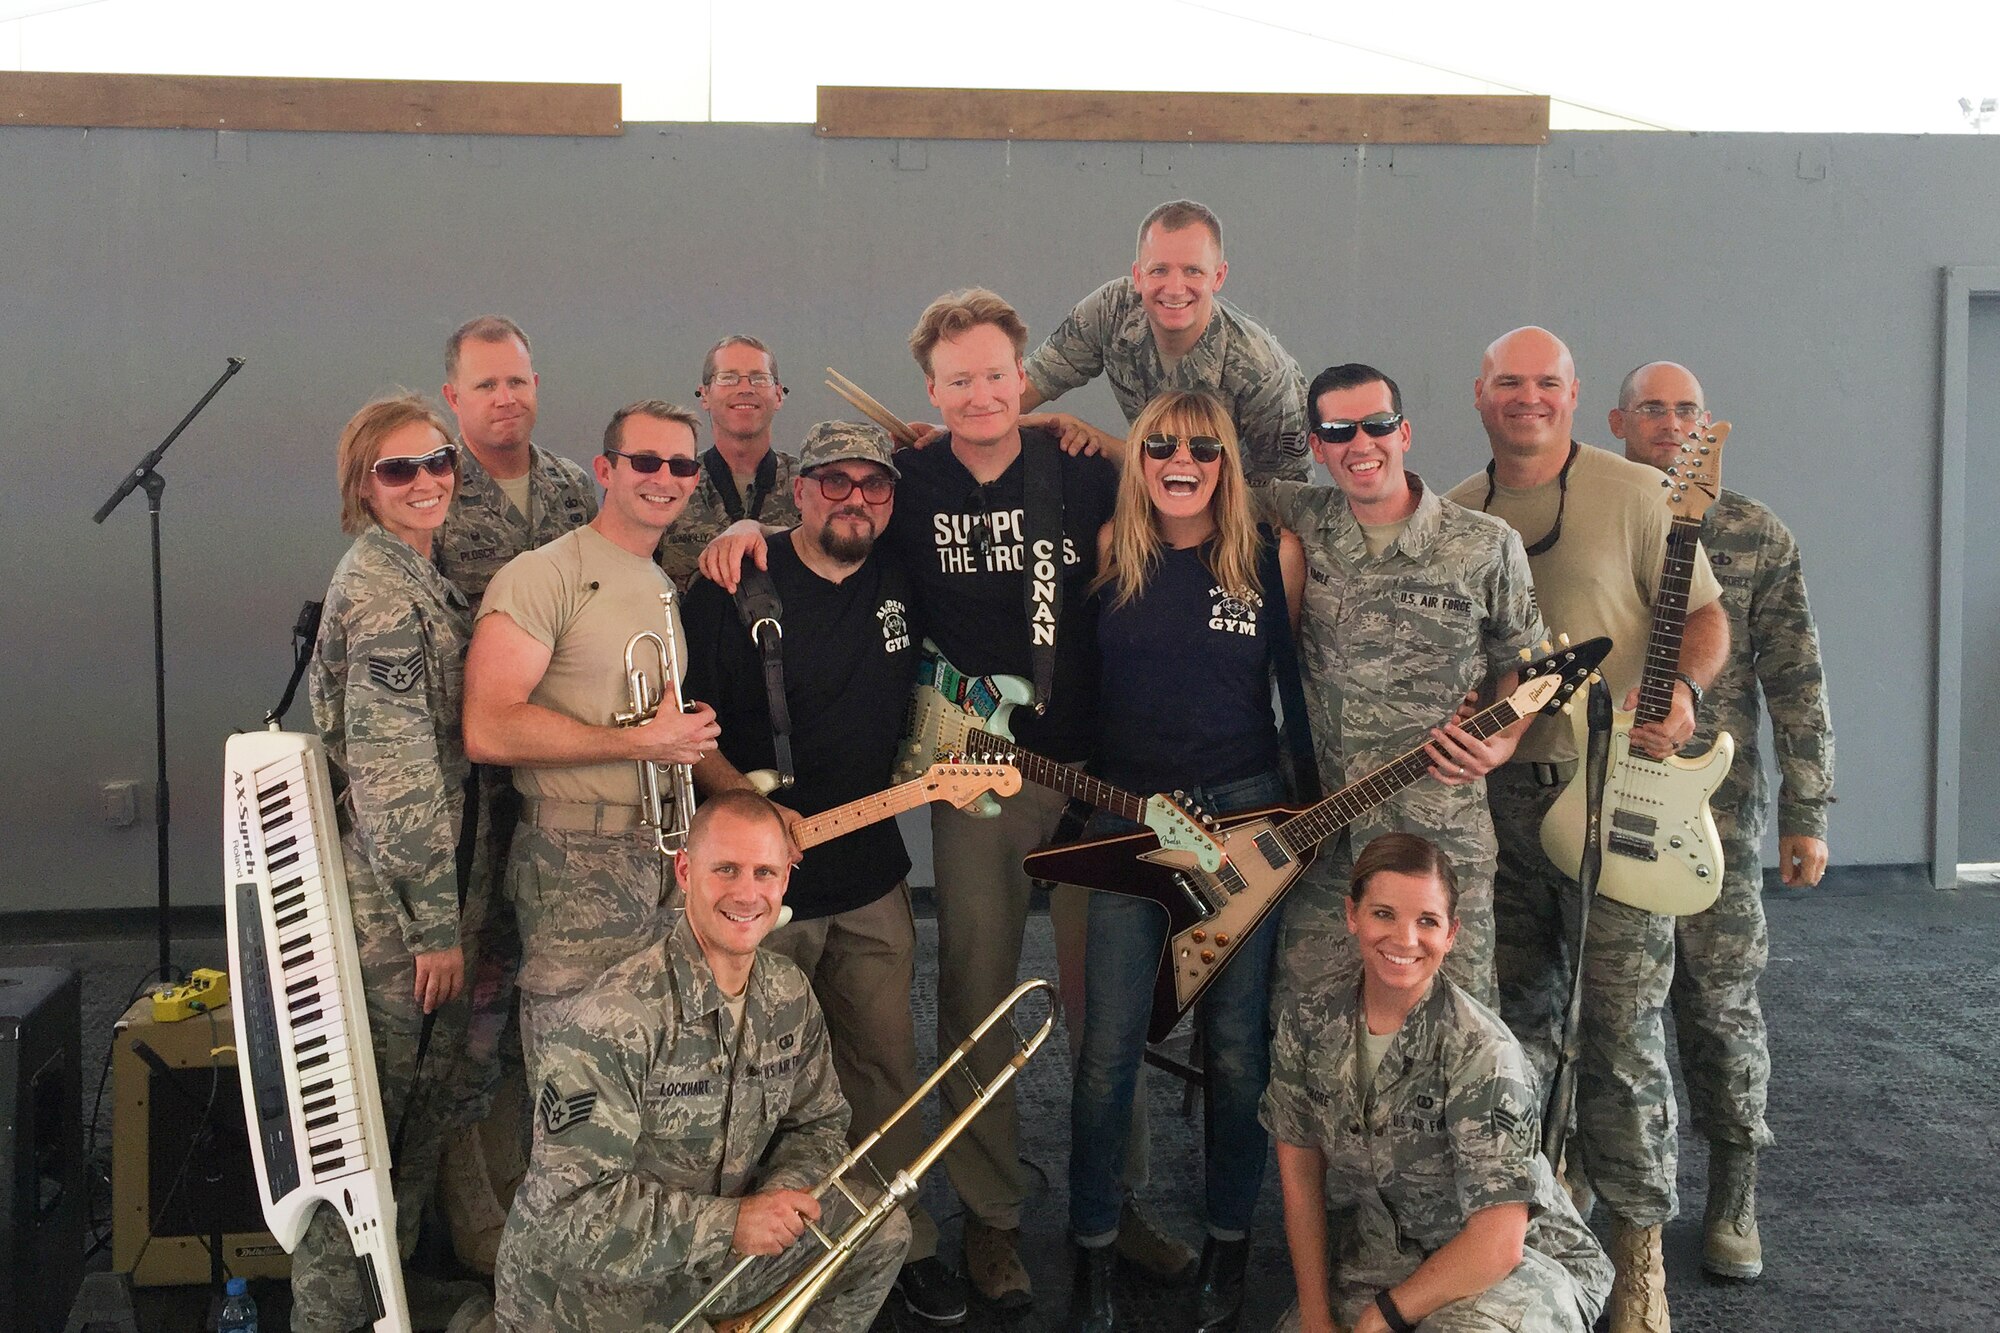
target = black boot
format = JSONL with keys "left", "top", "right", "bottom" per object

{"left": 1067, "top": 1242, "right": 1118, "bottom": 1333}
{"left": 1192, "top": 1236, "right": 1249, "bottom": 1333}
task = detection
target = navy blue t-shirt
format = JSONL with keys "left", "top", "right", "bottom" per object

{"left": 1093, "top": 541, "right": 1281, "bottom": 794}
{"left": 883, "top": 428, "right": 1119, "bottom": 762}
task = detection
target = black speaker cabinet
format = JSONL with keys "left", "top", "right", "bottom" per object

{"left": 110, "top": 994, "right": 289, "bottom": 1286}
{"left": 0, "top": 967, "right": 83, "bottom": 1333}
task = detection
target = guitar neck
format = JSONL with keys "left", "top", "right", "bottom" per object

{"left": 962, "top": 731, "right": 1150, "bottom": 823}
{"left": 1634, "top": 516, "right": 1703, "bottom": 726}
{"left": 792, "top": 775, "right": 951, "bottom": 851}
{"left": 1276, "top": 695, "right": 1523, "bottom": 855}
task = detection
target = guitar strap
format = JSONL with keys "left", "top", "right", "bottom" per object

{"left": 1256, "top": 526, "right": 1321, "bottom": 802}
{"left": 703, "top": 447, "right": 780, "bottom": 523}
{"left": 1021, "top": 437, "right": 1065, "bottom": 715}
{"left": 731, "top": 565, "right": 795, "bottom": 789}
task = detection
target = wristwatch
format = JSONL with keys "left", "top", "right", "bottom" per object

{"left": 1675, "top": 672, "right": 1704, "bottom": 711}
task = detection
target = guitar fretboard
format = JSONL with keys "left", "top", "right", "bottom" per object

{"left": 1634, "top": 517, "right": 1702, "bottom": 727}
{"left": 961, "top": 729, "right": 1149, "bottom": 823}
{"left": 1275, "top": 697, "right": 1521, "bottom": 857}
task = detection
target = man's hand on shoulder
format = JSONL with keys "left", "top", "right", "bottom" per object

{"left": 731, "top": 1187, "right": 822, "bottom": 1256}
{"left": 698, "top": 521, "right": 771, "bottom": 593}
{"left": 1021, "top": 412, "right": 1124, "bottom": 461}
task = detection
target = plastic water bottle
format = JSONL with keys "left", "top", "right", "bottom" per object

{"left": 218, "top": 1276, "right": 259, "bottom": 1333}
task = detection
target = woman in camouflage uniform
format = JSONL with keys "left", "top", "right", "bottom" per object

{"left": 1262, "top": 834, "right": 1610, "bottom": 1333}
{"left": 291, "top": 394, "right": 491, "bottom": 1332}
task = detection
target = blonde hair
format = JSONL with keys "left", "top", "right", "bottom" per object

{"left": 336, "top": 393, "right": 456, "bottom": 535}
{"left": 1096, "top": 390, "right": 1262, "bottom": 610}
{"left": 907, "top": 288, "right": 1029, "bottom": 377}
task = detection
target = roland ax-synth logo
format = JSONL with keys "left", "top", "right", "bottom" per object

{"left": 229, "top": 768, "right": 256, "bottom": 880}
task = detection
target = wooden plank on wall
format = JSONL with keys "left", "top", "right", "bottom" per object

{"left": 817, "top": 87, "right": 1548, "bottom": 145}
{"left": 0, "top": 71, "right": 623, "bottom": 136}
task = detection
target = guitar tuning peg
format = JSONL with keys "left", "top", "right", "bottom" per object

{"left": 1557, "top": 632, "right": 1571, "bottom": 646}
{"left": 1537, "top": 639, "right": 1552, "bottom": 654}
{"left": 1518, "top": 646, "right": 1533, "bottom": 661}
{"left": 1561, "top": 702, "right": 1575, "bottom": 715}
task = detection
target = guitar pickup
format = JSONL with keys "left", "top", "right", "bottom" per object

{"left": 1252, "top": 830, "right": 1292, "bottom": 871}
{"left": 1611, "top": 809, "right": 1659, "bottom": 837}
{"left": 1606, "top": 833, "right": 1660, "bottom": 862}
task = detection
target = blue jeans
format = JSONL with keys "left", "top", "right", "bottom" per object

{"left": 1069, "top": 768, "right": 1288, "bottom": 1241}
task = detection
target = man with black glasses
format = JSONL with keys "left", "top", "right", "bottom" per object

{"left": 1257, "top": 363, "right": 1544, "bottom": 1012}
{"left": 1445, "top": 328, "right": 1729, "bottom": 1333}
{"left": 658, "top": 335, "right": 803, "bottom": 586}
{"left": 464, "top": 400, "right": 722, "bottom": 1054}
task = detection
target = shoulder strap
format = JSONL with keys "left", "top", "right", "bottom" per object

{"left": 744, "top": 449, "right": 779, "bottom": 521}
{"left": 1257, "top": 526, "right": 1320, "bottom": 802}
{"left": 702, "top": 448, "right": 746, "bottom": 523}
{"left": 1020, "top": 438, "right": 1065, "bottom": 714}
{"left": 731, "top": 565, "right": 794, "bottom": 788}
{"left": 263, "top": 599, "right": 324, "bottom": 727}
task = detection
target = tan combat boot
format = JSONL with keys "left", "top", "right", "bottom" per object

{"left": 1607, "top": 1218, "right": 1670, "bottom": 1333}
{"left": 437, "top": 1131, "right": 509, "bottom": 1275}
{"left": 964, "top": 1217, "right": 1033, "bottom": 1310}
{"left": 1703, "top": 1143, "right": 1762, "bottom": 1280}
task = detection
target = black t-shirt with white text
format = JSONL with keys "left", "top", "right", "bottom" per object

{"left": 882, "top": 428, "right": 1120, "bottom": 761}
{"left": 680, "top": 536, "right": 918, "bottom": 920}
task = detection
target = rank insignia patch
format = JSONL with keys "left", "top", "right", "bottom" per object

{"left": 366, "top": 648, "right": 425, "bottom": 694}
{"left": 539, "top": 1080, "right": 597, "bottom": 1136}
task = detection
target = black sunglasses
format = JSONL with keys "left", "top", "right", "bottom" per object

{"left": 1312, "top": 413, "right": 1404, "bottom": 444}
{"left": 370, "top": 444, "right": 457, "bottom": 486}
{"left": 1141, "top": 433, "right": 1223, "bottom": 464}
{"left": 604, "top": 448, "right": 701, "bottom": 477}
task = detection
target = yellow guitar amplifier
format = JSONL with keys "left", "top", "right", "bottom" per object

{"left": 111, "top": 994, "right": 290, "bottom": 1286}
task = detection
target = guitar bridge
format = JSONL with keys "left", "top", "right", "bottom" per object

{"left": 1173, "top": 872, "right": 1222, "bottom": 918}
{"left": 1607, "top": 833, "right": 1660, "bottom": 862}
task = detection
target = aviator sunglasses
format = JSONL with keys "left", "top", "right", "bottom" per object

{"left": 1312, "top": 412, "right": 1404, "bottom": 444}
{"left": 1142, "top": 433, "right": 1224, "bottom": 464}
{"left": 604, "top": 448, "right": 702, "bottom": 478}
{"left": 370, "top": 444, "right": 458, "bottom": 486}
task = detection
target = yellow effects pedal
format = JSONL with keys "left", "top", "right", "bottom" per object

{"left": 152, "top": 967, "right": 230, "bottom": 1022}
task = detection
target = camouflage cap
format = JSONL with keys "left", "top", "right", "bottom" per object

{"left": 797, "top": 421, "right": 900, "bottom": 478}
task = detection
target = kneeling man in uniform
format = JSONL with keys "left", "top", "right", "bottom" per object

{"left": 494, "top": 790, "right": 911, "bottom": 1332}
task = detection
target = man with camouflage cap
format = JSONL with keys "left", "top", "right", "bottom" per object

{"left": 1259, "top": 363, "right": 1545, "bottom": 1013}
{"left": 493, "top": 790, "right": 910, "bottom": 1332}
{"left": 680, "top": 422, "right": 964, "bottom": 1322}
{"left": 436, "top": 315, "right": 598, "bottom": 608}
{"left": 1611, "top": 360, "right": 1835, "bottom": 1283}
{"left": 1020, "top": 198, "right": 1310, "bottom": 484}
{"left": 465, "top": 400, "right": 722, "bottom": 1053}
{"left": 657, "top": 335, "right": 804, "bottom": 588}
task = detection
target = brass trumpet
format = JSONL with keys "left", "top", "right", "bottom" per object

{"left": 670, "top": 978, "right": 1057, "bottom": 1333}
{"left": 615, "top": 590, "right": 698, "bottom": 857}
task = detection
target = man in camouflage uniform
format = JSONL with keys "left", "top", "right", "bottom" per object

{"left": 433, "top": 314, "right": 598, "bottom": 1270}
{"left": 656, "top": 335, "right": 803, "bottom": 587}
{"left": 464, "top": 401, "right": 721, "bottom": 1060}
{"left": 1021, "top": 198, "right": 1310, "bottom": 483}
{"left": 1445, "top": 328, "right": 1731, "bottom": 1333}
{"left": 1611, "top": 361, "right": 1835, "bottom": 1282}
{"left": 437, "top": 315, "right": 598, "bottom": 607}
{"left": 493, "top": 791, "right": 910, "bottom": 1333}
{"left": 1260, "top": 839, "right": 1611, "bottom": 1333}
{"left": 1259, "top": 364, "right": 1544, "bottom": 1012}
{"left": 295, "top": 395, "right": 493, "bottom": 1331}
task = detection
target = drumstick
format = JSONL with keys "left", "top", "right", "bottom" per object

{"left": 824, "top": 368, "right": 920, "bottom": 446}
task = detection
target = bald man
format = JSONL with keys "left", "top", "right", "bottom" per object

{"left": 1610, "top": 361, "right": 1834, "bottom": 1284}
{"left": 1446, "top": 328, "right": 1729, "bottom": 1333}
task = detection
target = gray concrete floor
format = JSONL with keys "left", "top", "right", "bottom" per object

{"left": 13, "top": 865, "right": 1997, "bottom": 1331}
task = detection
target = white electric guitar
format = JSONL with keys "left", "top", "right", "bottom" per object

{"left": 1541, "top": 423, "right": 1735, "bottom": 915}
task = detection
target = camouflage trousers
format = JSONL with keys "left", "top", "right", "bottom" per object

{"left": 513, "top": 1189, "right": 911, "bottom": 1333}
{"left": 1274, "top": 1247, "right": 1594, "bottom": 1333}
{"left": 763, "top": 883, "right": 939, "bottom": 1262}
{"left": 291, "top": 872, "right": 498, "bottom": 1333}
{"left": 1671, "top": 828, "right": 1773, "bottom": 1148}
{"left": 509, "top": 817, "right": 674, "bottom": 1007}
{"left": 1276, "top": 834, "right": 1499, "bottom": 1013}
{"left": 1487, "top": 765, "right": 1678, "bottom": 1227}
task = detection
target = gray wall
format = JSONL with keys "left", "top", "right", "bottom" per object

{"left": 3, "top": 123, "right": 1991, "bottom": 915}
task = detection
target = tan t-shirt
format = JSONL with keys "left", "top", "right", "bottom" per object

{"left": 479, "top": 525, "right": 688, "bottom": 804}
{"left": 1446, "top": 443, "right": 1722, "bottom": 763}
{"left": 1359, "top": 517, "right": 1411, "bottom": 559}
{"left": 493, "top": 469, "right": 532, "bottom": 518}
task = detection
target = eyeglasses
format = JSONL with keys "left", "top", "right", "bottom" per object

{"left": 370, "top": 445, "right": 457, "bottom": 486}
{"left": 706, "top": 371, "right": 779, "bottom": 389}
{"left": 604, "top": 448, "right": 701, "bottom": 477}
{"left": 809, "top": 470, "right": 895, "bottom": 504}
{"left": 1141, "top": 433, "right": 1223, "bottom": 464}
{"left": 1627, "top": 402, "right": 1703, "bottom": 421}
{"left": 1481, "top": 440, "right": 1579, "bottom": 557}
{"left": 1312, "top": 413, "right": 1404, "bottom": 444}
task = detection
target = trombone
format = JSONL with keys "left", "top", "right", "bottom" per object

{"left": 670, "top": 978, "right": 1057, "bottom": 1333}
{"left": 615, "top": 590, "right": 699, "bottom": 861}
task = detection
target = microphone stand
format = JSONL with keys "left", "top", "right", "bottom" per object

{"left": 1543, "top": 676, "right": 1613, "bottom": 1166}
{"left": 93, "top": 357, "right": 247, "bottom": 981}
